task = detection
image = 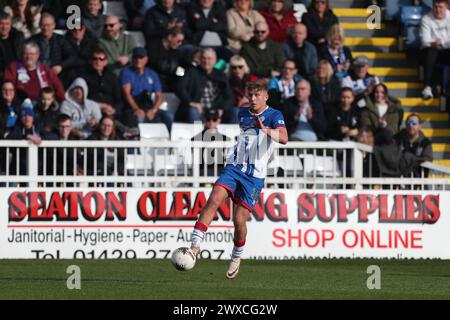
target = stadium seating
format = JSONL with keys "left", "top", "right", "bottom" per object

{"left": 171, "top": 123, "right": 204, "bottom": 141}
{"left": 217, "top": 124, "right": 241, "bottom": 141}
{"left": 138, "top": 123, "right": 170, "bottom": 140}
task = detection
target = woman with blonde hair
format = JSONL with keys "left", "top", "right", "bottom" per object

{"left": 310, "top": 59, "right": 341, "bottom": 111}
{"left": 259, "top": 0, "right": 297, "bottom": 43}
{"left": 3, "top": 0, "right": 42, "bottom": 38}
{"left": 226, "top": 0, "right": 266, "bottom": 53}
{"left": 318, "top": 24, "right": 353, "bottom": 78}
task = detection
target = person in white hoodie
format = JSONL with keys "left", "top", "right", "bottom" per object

{"left": 60, "top": 77, "right": 102, "bottom": 139}
{"left": 420, "top": 0, "right": 450, "bottom": 99}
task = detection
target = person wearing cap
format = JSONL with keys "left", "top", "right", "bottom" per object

{"left": 29, "top": 13, "right": 75, "bottom": 77}
{"left": 340, "top": 55, "right": 380, "bottom": 107}
{"left": 99, "top": 15, "right": 137, "bottom": 76}
{"left": 63, "top": 18, "right": 98, "bottom": 86}
{"left": 120, "top": 47, "right": 173, "bottom": 131}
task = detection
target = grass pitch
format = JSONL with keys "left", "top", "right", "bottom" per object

{"left": 0, "top": 259, "right": 449, "bottom": 300}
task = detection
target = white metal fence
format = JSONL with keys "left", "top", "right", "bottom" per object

{"left": 1, "top": 140, "right": 449, "bottom": 190}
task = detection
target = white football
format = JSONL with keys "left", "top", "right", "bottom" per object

{"left": 171, "top": 247, "right": 196, "bottom": 271}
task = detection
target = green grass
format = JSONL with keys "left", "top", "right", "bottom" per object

{"left": 0, "top": 259, "right": 449, "bottom": 300}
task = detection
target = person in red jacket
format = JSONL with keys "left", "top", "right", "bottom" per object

{"left": 259, "top": 0, "right": 297, "bottom": 44}
{"left": 3, "top": 41, "right": 65, "bottom": 103}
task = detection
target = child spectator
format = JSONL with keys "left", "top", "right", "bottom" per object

{"left": 35, "top": 87, "right": 60, "bottom": 134}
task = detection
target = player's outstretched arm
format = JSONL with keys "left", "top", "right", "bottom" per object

{"left": 255, "top": 115, "right": 288, "bottom": 145}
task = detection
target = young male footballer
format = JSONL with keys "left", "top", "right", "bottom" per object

{"left": 189, "top": 80, "right": 288, "bottom": 279}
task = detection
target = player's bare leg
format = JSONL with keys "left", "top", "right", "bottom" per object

{"left": 226, "top": 204, "right": 250, "bottom": 279}
{"left": 190, "top": 185, "right": 229, "bottom": 257}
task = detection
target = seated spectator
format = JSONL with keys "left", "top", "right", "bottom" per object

{"left": 283, "top": 23, "right": 318, "bottom": 80}
{"left": 120, "top": 47, "right": 173, "bottom": 131}
{"left": 99, "top": 15, "right": 137, "bottom": 76}
{"left": 41, "top": 114, "right": 80, "bottom": 181}
{"left": 268, "top": 58, "right": 301, "bottom": 110}
{"left": 3, "top": 0, "right": 41, "bottom": 38}
{"left": 326, "top": 87, "right": 359, "bottom": 141}
{"left": 318, "top": 23, "right": 352, "bottom": 79}
{"left": 395, "top": 113, "right": 433, "bottom": 177}
{"left": 79, "top": 49, "right": 123, "bottom": 118}
{"left": 0, "top": 12, "right": 25, "bottom": 79}
{"left": 174, "top": 48, "right": 234, "bottom": 123}
{"left": 282, "top": 79, "right": 327, "bottom": 141}
{"left": 301, "top": 0, "right": 338, "bottom": 47}
{"left": 0, "top": 81, "right": 21, "bottom": 139}
{"left": 227, "top": 54, "right": 257, "bottom": 122}
{"left": 143, "top": 0, "right": 191, "bottom": 42}
{"left": 30, "top": 13, "right": 75, "bottom": 78}
{"left": 147, "top": 27, "right": 190, "bottom": 92}
{"left": 63, "top": 20, "right": 98, "bottom": 86}
{"left": 84, "top": 115, "right": 125, "bottom": 177}
{"left": 360, "top": 83, "right": 402, "bottom": 135}
{"left": 60, "top": 77, "right": 102, "bottom": 139}
{"left": 341, "top": 55, "right": 380, "bottom": 107}
{"left": 82, "top": 0, "right": 106, "bottom": 39}
{"left": 34, "top": 86, "right": 60, "bottom": 134}
{"left": 125, "top": 0, "right": 156, "bottom": 31}
{"left": 259, "top": 0, "right": 297, "bottom": 44}
{"left": 226, "top": 0, "right": 266, "bottom": 53}
{"left": 240, "top": 21, "right": 285, "bottom": 79}
{"left": 8, "top": 100, "right": 43, "bottom": 177}
{"left": 419, "top": 0, "right": 450, "bottom": 99}
{"left": 310, "top": 59, "right": 341, "bottom": 112}
{"left": 192, "top": 108, "right": 231, "bottom": 177}
{"left": 4, "top": 41, "right": 65, "bottom": 103}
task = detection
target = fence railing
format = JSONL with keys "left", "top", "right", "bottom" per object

{"left": 1, "top": 140, "right": 449, "bottom": 190}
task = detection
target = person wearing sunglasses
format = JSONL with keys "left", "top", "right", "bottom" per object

{"left": 98, "top": 15, "right": 136, "bottom": 76}
{"left": 394, "top": 113, "right": 433, "bottom": 178}
{"left": 301, "top": 0, "right": 339, "bottom": 47}
{"left": 240, "top": 20, "right": 285, "bottom": 79}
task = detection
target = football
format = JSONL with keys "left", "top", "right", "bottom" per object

{"left": 171, "top": 247, "right": 196, "bottom": 271}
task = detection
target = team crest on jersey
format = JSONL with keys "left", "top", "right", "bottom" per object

{"left": 147, "top": 77, "right": 153, "bottom": 85}
{"left": 277, "top": 119, "right": 285, "bottom": 125}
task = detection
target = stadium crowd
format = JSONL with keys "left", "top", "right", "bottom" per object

{"left": 0, "top": 0, "right": 445, "bottom": 177}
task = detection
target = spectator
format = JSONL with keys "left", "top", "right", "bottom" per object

{"left": 30, "top": 13, "right": 75, "bottom": 77}
{"left": 395, "top": 113, "right": 433, "bottom": 177}
{"left": 4, "top": 41, "right": 65, "bottom": 102}
{"left": 227, "top": 54, "right": 257, "bottom": 122}
{"left": 3, "top": 0, "right": 42, "bottom": 38}
{"left": 0, "top": 12, "right": 25, "bottom": 79}
{"left": 360, "top": 83, "right": 402, "bottom": 135}
{"left": 420, "top": 0, "right": 450, "bottom": 99}
{"left": 174, "top": 48, "right": 234, "bottom": 123}
{"left": 63, "top": 20, "right": 98, "bottom": 86}
{"left": 41, "top": 0, "right": 84, "bottom": 29}
{"left": 301, "top": 0, "right": 338, "bottom": 47}
{"left": 143, "top": 0, "right": 191, "bottom": 42}
{"left": 318, "top": 23, "right": 352, "bottom": 79}
{"left": 60, "top": 77, "right": 102, "bottom": 139}
{"left": 226, "top": 0, "right": 266, "bottom": 53}
{"left": 34, "top": 86, "right": 60, "bottom": 134}
{"left": 40, "top": 114, "right": 80, "bottom": 182}
{"left": 283, "top": 23, "right": 318, "bottom": 80}
{"left": 125, "top": 0, "right": 156, "bottom": 30}
{"left": 268, "top": 58, "right": 301, "bottom": 110}
{"left": 259, "top": 0, "right": 297, "bottom": 44}
{"left": 147, "top": 27, "right": 190, "bottom": 92}
{"left": 187, "top": 0, "right": 228, "bottom": 50}
{"left": 357, "top": 125, "right": 379, "bottom": 183}
{"left": 192, "top": 108, "right": 230, "bottom": 177}
{"left": 310, "top": 59, "right": 341, "bottom": 111}
{"left": 99, "top": 15, "right": 137, "bottom": 76}
{"left": 79, "top": 49, "right": 123, "bottom": 118}
{"left": 326, "top": 87, "right": 359, "bottom": 141}
{"left": 240, "top": 21, "right": 285, "bottom": 78}
{"left": 120, "top": 47, "right": 173, "bottom": 131}
{"left": 341, "top": 55, "right": 380, "bottom": 107}
{"left": 82, "top": 0, "right": 106, "bottom": 39}
{"left": 84, "top": 115, "right": 125, "bottom": 177}
{"left": 0, "top": 81, "right": 21, "bottom": 139}
{"left": 8, "top": 100, "right": 43, "bottom": 177}
{"left": 282, "top": 79, "right": 327, "bottom": 141}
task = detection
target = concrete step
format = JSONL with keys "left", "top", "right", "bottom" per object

{"left": 434, "top": 159, "right": 450, "bottom": 167}
{"left": 341, "top": 22, "right": 398, "bottom": 37}
{"left": 345, "top": 37, "right": 399, "bottom": 52}
{"left": 404, "top": 112, "right": 448, "bottom": 122}
{"left": 422, "top": 128, "right": 450, "bottom": 137}
{"left": 399, "top": 98, "right": 440, "bottom": 107}
{"left": 368, "top": 67, "right": 417, "bottom": 77}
